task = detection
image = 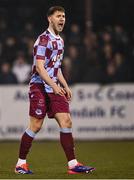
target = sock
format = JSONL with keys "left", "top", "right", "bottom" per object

{"left": 18, "top": 128, "right": 36, "bottom": 160}
{"left": 16, "top": 158, "right": 26, "bottom": 166}
{"left": 68, "top": 159, "right": 78, "bottom": 168}
{"left": 60, "top": 128, "right": 76, "bottom": 162}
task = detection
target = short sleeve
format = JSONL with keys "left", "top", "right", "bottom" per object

{"left": 36, "top": 35, "right": 51, "bottom": 60}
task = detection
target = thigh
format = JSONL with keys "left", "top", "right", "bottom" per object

{"left": 47, "top": 93, "right": 70, "bottom": 118}
{"left": 29, "top": 83, "right": 47, "bottom": 119}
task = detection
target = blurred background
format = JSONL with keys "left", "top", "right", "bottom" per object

{"left": 0, "top": 0, "right": 134, "bottom": 85}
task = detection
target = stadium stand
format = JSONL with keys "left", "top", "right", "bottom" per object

{"left": 0, "top": 2, "right": 134, "bottom": 84}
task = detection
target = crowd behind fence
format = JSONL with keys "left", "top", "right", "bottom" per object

{"left": 0, "top": 7, "right": 134, "bottom": 85}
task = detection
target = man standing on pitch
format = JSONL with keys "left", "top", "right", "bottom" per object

{"left": 15, "top": 6, "right": 95, "bottom": 174}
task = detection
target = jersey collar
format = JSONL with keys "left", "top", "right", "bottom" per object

{"left": 47, "top": 28, "right": 60, "bottom": 39}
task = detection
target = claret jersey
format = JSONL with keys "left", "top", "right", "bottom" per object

{"left": 30, "top": 29, "right": 64, "bottom": 93}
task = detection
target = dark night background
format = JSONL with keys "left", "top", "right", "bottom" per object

{"left": 0, "top": 0, "right": 134, "bottom": 84}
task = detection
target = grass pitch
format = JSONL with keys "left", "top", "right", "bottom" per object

{"left": 0, "top": 140, "right": 134, "bottom": 179}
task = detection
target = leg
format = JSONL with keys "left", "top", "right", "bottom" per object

{"left": 15, "top": 116, "right": 44, "bottom": 174}
{"left": 18, "top": 116, "right": 44, "bottom": 160}
{"left": 48, "top": 93, "right": 95, "bottom": 174}
{"left": 55, "top": 112, "right": 95, "bottom": 174}
{"left": 55, "top": 113, "right": 77, "bottom": 164}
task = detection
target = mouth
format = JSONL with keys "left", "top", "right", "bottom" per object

{"left": 58, "top": 23, "right": 64, "bottom": 28}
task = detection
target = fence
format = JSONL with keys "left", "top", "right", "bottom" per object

{"left": 0, "top": 84, "right": 134, "bottom": 140}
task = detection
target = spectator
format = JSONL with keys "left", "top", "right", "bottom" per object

{"left": 62, "top": 56, "right": 72, "bottom": 82}
{"left": 63, "top": 45, "right": 82, "bottom": 84}
{"left": 81, "top": 31, "right": 102, "bottom": 82}
{"left": 113, "top": 25, "right": 129, "bottom": 54}
{"left": 111, "top": 52, "right": 130, "bottom": 82}
{"left": 0, "top": 62, "right": 18, "bottom": 84}
{"left": 68, "top": 23, "right": 82, "bottom": 45}
{"left": 12, "top": 54, "right": 31, "bottom": 84}
{"left": 2, "top": 36, "right": 17, "bottom": 64}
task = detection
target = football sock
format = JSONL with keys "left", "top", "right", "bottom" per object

{"left": 60, "top": 128, "right": 76, "bottom": 161}
{"left": 68, "top": 159, "right": 78, "bottom": 168}
{"left": 18, "top": 128, "right": 36, "bottom": 160}
{"left": 16, "top": 158, "right": 26, "bottom": 166}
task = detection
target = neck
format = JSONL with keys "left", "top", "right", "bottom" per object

{"left": 48, "top": 26, "right": 59, "bottom": 36}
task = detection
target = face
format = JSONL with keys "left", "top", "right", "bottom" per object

{"left": 48, "top": 11, "right": 65, "bottom": 34}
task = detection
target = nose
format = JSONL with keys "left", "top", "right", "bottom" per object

{"left": 60, "top": 19, "right": 64, "bottom": 23}
{"left": 61, "top": 16, "right": 65, "bottom": 20}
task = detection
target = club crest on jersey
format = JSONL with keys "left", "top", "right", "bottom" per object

{"left": 35, "top": 109, "right": 42, "bottom": 115}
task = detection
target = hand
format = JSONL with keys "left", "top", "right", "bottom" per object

{"left": 52, "top": 83, "right": 66, "bottom": 96}
{"left": 64, "top": 87, "right": 72, "bottom": 101}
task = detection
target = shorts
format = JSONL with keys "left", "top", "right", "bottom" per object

{"left": 29, "top": 83, "right": 70, "bottom": 119}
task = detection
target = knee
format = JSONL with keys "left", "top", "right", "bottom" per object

{"left": 30, "top": 124, "right": 41, "bottom": 133}
{"left": 60, "top": 117, "right": 72, "bottom": 128}
{"left": 29, "top": 118, "right": 43, "bottom": 133}
{"left": 32, "top": 123, "right": 42, "bottom": 133}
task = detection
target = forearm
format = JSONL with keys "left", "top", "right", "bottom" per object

{"left": 57, "top": 70, "right": 69, "bottom": 88}
{"left": 36, "top": 60, "right": 66, "bottom": 95}
{"left": 36, "top": 63, "right": 56, "bottom": 88}
{"left": 57, "top": 69, "right": 72, "bottom": 100}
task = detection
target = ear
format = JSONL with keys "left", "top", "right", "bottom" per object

{"left": 48, "top": 16, "right": 52, "bottom": 23}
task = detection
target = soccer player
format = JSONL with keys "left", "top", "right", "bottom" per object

{"left": 15, "top": 6, "right": 95, "bottom": 174}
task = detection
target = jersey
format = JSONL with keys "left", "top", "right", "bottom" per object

{"left": 30, "top": 29, "right": 64, "bottom": 93}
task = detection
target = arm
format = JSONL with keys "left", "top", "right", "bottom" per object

{"left": 57, "top": 69, "right": 72, "bottom": 100}
{"left": 36, "top": 59, "right": 65, "bottom": 96}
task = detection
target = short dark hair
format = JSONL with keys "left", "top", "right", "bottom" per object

{"left": 47, "top": 6, "right": 65, "bottom": 17}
